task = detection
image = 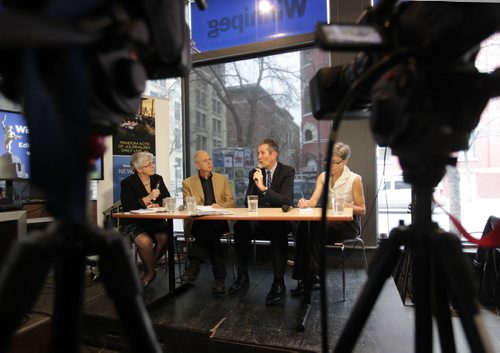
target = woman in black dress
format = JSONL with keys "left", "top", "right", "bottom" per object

{"left": 120, "top": 151, "right": 170, "bottom": 287}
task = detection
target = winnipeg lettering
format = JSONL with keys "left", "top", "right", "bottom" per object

{"left": 206, "top": 0, "right": 307, "bottom": 38}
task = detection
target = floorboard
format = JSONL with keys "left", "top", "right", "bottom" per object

{"left": 82, "top": 264, "right": 413, "bottom": 352}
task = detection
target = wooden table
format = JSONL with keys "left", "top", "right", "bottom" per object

{"left": 113, "top": 207, "right": 352, "bottom": 292}
{"left": 113, "top": 207, "right": 353, "bottom": 329}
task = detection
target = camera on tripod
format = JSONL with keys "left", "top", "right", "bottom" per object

{"left": 0, "top": 0, "right": 192, "bottom": 135}
{"left": 310, "top": 0, "right": 500, "bottom": 161}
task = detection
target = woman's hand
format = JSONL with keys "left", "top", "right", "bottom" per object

{"left": 298, "top": 198, "right": 309, "bottom": 208}
{"left": 149, "top": 189, "right": 160, "bottom": 201}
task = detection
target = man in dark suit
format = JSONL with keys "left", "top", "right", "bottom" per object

{"left": 228, "top": 138, "right": 295, "bottom": 305}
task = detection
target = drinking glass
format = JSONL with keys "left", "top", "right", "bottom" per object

{"left": 247, "top": 195, "right": 258, "bottom": 212}
{"left": 334, "top": 196, "right": 345, "bottom": 215}
{"left": 185, "top": 196, "right": 196, "bottom": 213}
{"left": 163, "top": 197, "right": 177, "bottom": 213}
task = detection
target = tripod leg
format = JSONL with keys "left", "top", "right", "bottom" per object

{"left": 334, "top": 226, "right": 409, "bottom": 353}
{"left": 51, "top": 225, "right": 88, "bottom": 353}
{"left": 432, "top": 258, "right": 457, "bottom": 353}
{"left": 434, "top": 232, "right": 493, "bottom": 353}
{"left": 97, "top": 227, "right": 162, "bottom": 353}
{"left": 0, "top": 232, "right": 57, "bottom": 353}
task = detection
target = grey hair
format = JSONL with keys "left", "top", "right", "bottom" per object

{"left": 333, "top": 142, "right": 351, "bottom": 160}
{"left": 131, "top": 152, "right": 154, "bottom": 173}
{"left": 193, "top": 150, "right": 209, "bottom": 163}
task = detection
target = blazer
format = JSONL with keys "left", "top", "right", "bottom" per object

{"left": 182, "top": 172, "right": 236, "bottom": 236}
{"left": 120, "top": 173, "right": 170, "bottom": 226}
{"left": 246, "top": 162, "right": 295, "bottom": 208}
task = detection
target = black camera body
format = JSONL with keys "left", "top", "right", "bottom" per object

{"left": 0, "top": 0, "right": 191, "bottom": 135}
{"left": 310, "top": 1, "right": 500, "bottom": 158}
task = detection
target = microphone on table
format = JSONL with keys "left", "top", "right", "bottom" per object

{"left": 253, "top": 163, "right": 263, "bottom": 182}
{"left": 281, "top": 204, "right": 294, "bottom": 213}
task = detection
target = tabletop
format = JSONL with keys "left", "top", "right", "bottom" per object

{"left": 112, "top": 207, "right": 353, "bottom": 222}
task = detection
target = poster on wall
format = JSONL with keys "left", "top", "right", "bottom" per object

{"left": 112, "top": 97, "right": 169, "bottom": 203}
{"left": 113, "top": 97, "right": 157, "bottom": 156}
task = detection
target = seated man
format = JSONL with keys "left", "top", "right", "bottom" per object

{"left": 292, "top": 142, "right": 366, "bottom": 296}
{"left": 228, "top": 138, "right": 295, "bottom": 305}
{"left": 182, "top": 150, "right": 236, "bottom": 294}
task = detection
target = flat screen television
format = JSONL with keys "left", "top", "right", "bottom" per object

{"left": 0, "top": 109, "right": 103, "bottom": 204}
{"left": 0, "top": 109, "right": 30, "bottom": 180}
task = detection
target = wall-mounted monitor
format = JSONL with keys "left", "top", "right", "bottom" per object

{"left": 0, "top": 109, "right": 30, "bottom": 180}
{"left": 1, "top": 108, "right": 104, "bottom": 181}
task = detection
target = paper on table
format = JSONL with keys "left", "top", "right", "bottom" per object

{"left": 130, "top": 207, "right": 167, "bottom": 213}
{"left": 130, "top": 208, "right": 158, "bottom": 214}
{"left": 196, "top": 205, "right": 216, "bottom": 211}
{"left": 298, "top": 207, "right": 313, "bottom": 212}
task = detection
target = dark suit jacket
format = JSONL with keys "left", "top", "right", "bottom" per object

{"left": 120, "top": 173, "right": 170, "bottom": 226}
{"left": 245, "top": 162, "right": 295, "bottom": 208}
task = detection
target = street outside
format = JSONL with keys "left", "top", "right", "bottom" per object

{"left": 377, "top": 198, "right": 500, "bottom": 240}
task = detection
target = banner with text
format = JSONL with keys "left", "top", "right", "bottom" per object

{"left": 191, "top": 0, "right": 327, "bottom": 53}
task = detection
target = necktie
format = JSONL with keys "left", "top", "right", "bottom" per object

{"left": 267, "top": 170, "right": 272, "bottom": 188}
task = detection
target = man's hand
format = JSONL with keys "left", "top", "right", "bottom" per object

{"left": 253, "top": 169, "right": 266, "bottom": 191}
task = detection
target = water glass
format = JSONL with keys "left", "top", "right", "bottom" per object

{"left": 185, "top": 196, "right": 196, "bottom": 213}
{"left": 334, "top": 196, "right": 345, "bottom": 215}
{"left": 163, "top": 197, "right": 177, "bottom": 213}
{"left": 247, "top": 195, "right": 258, "bottom": 212}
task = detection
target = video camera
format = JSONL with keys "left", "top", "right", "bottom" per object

{"left": 310, "top": 0, "right": 500, "bottom": 159}
{"left": 0, "top": 0, "right": 193, "bottom": 135}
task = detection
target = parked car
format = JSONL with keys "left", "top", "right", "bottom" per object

{"left": 377, "top": 177, "right": 448, "bottom": 212}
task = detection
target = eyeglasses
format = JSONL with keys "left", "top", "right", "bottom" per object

{"left": 331, "top": 159, "right": 344, "bottom": 165}
{"left": 142, "top": 162, "right": 155, "bottom": 168}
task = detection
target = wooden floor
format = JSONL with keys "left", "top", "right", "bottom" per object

{"left": 81, "top": 262, "right": 413, "bottom": 353}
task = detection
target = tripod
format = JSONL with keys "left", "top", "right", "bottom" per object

{"left": 0, "top": 222, "right": 162, "bottom": 353}
{"left": 334, "top": 157, "right": 494, "bottom": 353}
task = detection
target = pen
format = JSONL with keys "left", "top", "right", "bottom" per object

{"left": 152, "top": 182, "right": 160, "bottom": 201}
{"left": 301, "top": 191, "right": 305, "bottom": 199}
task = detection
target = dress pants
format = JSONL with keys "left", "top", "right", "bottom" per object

{"left": 233, "top": 220, "right": 288, "bottom": 280}
{"left": 292, "top": 220, "right": 360, "bottom": 281}
{"left": 189, "top": 220, "right": 228, "bottom": 279}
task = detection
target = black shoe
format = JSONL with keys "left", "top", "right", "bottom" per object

{"left": 290, "top": 280, "right": 305, "bottom": 297}
{"left": 212, "top": 278, "right": 226, "bottom": 294}
{"left": 266, "top": 282, "right": 286, "bottom": 305}
{"left": 228, "top": 275, "right": 249, "bottom": 295}
{"left": 182, "top": 261, "right": 200, "bottom": 282}
{"left": 311, "top": 274, "right": 321, "bottom": 290}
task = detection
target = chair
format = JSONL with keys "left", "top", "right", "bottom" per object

{"left": 327, "top": 235, "right": 368, "bottom": 301}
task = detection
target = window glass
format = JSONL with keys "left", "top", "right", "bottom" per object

{"left": 376, "top": 33, "right": 500, "bottom": 238}
{"left": 144, "top": 78, "right": 184, "bottom": 214}
{"left": 188, "top": 48, "right": 330, "bottom": 206}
